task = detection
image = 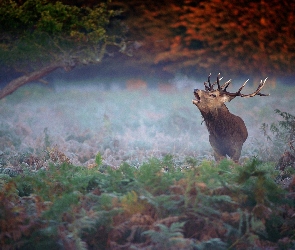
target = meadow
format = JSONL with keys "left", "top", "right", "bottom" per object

{"left": 0, "top": 78, "right": 294, "bottom": 249}
{"left": 1, "top": 78, "right": 294, "bottom": 167}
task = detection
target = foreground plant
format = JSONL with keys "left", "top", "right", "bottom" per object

{"left": 0, "top": 154, "right": 294, "bottom": 249}
{"left": 262, "top": 109, "right": 295, "bottom": 187}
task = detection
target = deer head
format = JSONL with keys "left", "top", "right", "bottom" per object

{"left": 193, "top": 73, "right": 269, "bottom": 110}
{"left": 192, "top": 74, "right": 269, "bottom": 162}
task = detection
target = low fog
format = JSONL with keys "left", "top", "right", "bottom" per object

{"left": 0, "top": 75, "right": 294, "bottom": 168}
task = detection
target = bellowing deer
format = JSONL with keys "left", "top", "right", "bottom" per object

{"left": 192, "top": 74, "right": 269, "bottom": 162}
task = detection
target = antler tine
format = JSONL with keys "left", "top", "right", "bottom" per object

{"left": 226, "top": 77, "right": 269, "bottom": 97}
{"left": 204, "top": 73, "right": 212, "bottom": 91}
{"left": 204, "top": 81, "right": 210, "bottom": 91}
{"left": 216, "top": 73, "right": 221, "bottom": 90}
{"left": 204, "top": 82, "right": 210, "bottom": 91}
{"left": 236, "top": 79, "right": 249, "bottom": 94}
{"left": 212, "top": 74, "right": 223, "bottom": 90}
{"left": 256, "top": 78, "right": 270, "bottom": 96}
{"left": 240, "top": 77, "right": 270, "bottom": 97}
{"left": 226, "top": 79, "right": 250, "bottom": 97}
{"left": 208, "top": 73, "right": 212, "bottom": 90}
{"left": 221, "top": 79, "right": 231, "bottom": 91}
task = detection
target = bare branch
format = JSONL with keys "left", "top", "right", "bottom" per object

{"left": 0, "top": 62, "right": 62, "bottom": 99}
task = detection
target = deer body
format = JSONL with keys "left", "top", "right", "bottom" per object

{"left": 193, "top": 75, "right": 268, "bottom": 162}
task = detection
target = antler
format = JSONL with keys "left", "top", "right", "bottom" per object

{"left": 220, "top": 79, "right": 231, "bottom": 91}
{"left": 226, "top": 78, "right": 270, "bottom": 98}
{"left": 204, "top": 74, "right": 269, "bottom": 98}
{"left": 204, "top": 73, "right": 212, "bottom": 91}
{"left": 204, "top": 73, "right": 226, "bottom": 91}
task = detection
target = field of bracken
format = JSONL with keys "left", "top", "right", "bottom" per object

{"left": 0, "top": 78, "right": 294, "bottom": 249}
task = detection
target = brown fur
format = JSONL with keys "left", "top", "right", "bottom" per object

{"left": 194, "top": 91, "right": 247, "bottom": 161}
{"left": 193, "top": 75, "right": 268, "bottom": 162}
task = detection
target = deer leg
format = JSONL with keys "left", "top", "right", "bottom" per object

{"left": 209, "top": 135, "right": 226, "bottom": 161}
{"left": 228, "top": 144, "right": 242, "bottom": 163}
{"left": 213, "top": 150, "right": 226, "bottom": 161}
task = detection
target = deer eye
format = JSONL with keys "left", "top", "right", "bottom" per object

{"left": 210, "top": 94, "right": 217, "bottom": 97}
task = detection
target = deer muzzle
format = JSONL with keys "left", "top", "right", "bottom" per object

{"left": 192, "top": 89, "right": 201, "bottom": 104}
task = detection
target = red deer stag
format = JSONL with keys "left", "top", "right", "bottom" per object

{"left": 192, "top": 74, "right": 269, "bottom": 162}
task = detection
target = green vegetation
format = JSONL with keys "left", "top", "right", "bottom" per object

{"left": 0, "top": 0, "right": 126, "bottom": 98}
{"left": 0, "top": 83, "right": 295, "bottom": 249}
{"left": 0, "top": 0, "right": 119, "bottom": 67}
{"left": 262, "top": 109, "right": 295, "bottom": 155}
{"left": 0, "top": 154, "right": 294, "bottom": 249}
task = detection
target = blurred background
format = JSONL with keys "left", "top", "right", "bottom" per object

{"left": 1, "top": 0, "right": 294, "bottom": 88}
{"left": 0, "top": 0, "right": 295, "bottom": 167}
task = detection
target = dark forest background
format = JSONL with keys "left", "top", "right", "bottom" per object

{"left": 1, "top": 0, "right": 295, "bottom": 91}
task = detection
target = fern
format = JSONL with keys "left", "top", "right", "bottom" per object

{"left": 191, "top": 159, "right": 235, "bottom": 189}
{"left": 153, "top": 194, "right": 184, "bottom": 218}
{"left": 121, "top": 190, "right": 147, "bottom": 215}
{"left": 261, "top": 109, "right": 295, "bottom": 158}
{"left": 0, "top": 173, "right": 12, "bottom": 189}
{"left": 235, "top": 158, "right": 285, "bottom": 206}
{"left": 1, "top": 153, "right": 294, "bottom": 249}
{"left": 137, "top": 158, "right": 176, "bottom": 195}
{"left": 15, "top": 162, "right": 105, "bottom": 200}
{"left": 142, "top": 222, "right": 187, "bottom": 249}
{"left": 95, "top": 152, "right": 103, "bottom": 167}
{"left": 194, "top": 238, "right": 227, "bottom": 250}
{"left": 43, "top": 192, "right": 81, "bottom": 220}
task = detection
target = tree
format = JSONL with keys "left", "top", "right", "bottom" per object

{"left": 106, "top": 0, "right": 179, "bottom": 79}
{"left": 0, "top": 0, "right": 126, "bottom": 99}
{"left": 121, "top": 0, "right": 295, "bottom": 77}
{"left": 158, "top": 0, "right": 295, "bottom": 76}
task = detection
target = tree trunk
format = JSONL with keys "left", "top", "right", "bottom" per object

{"left": 0, "top": 63, "right": 62, "bottom": 99}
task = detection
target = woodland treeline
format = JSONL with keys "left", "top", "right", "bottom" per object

{"left": 112, "top": 0, "right": 295, "bottom": 78}
{"left": 0, "top": 0, "right": 294, "bottom": 96}
{"left": 51, "top": 0, "right": 295, "bottom": 77}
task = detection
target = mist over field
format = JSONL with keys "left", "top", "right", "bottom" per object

{"left": 0, "top": 76, "right": 294, "bottom": 168}
{"left": 1, "top": 1, "right": 295, "bottom": 248}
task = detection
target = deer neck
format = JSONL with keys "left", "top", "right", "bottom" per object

{"left": 200, "top": 104, "right": 230, "bottom": 118}
{"left": 199, "top": 104, "right": 232, "bottom": 131}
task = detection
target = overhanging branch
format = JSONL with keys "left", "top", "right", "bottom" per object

{"left": 0, "top": 63, "right": 63, "bottom": 99}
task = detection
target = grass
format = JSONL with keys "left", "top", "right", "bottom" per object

{"left": 1, "top": 80, "right": 295, "bottom": 167}
{"left": 0, "top": 80, "right": 295, "bottom": 249}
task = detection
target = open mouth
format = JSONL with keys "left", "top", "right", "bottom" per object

{"left": 193, "top": 90, "right": 200, "bottom": 103}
